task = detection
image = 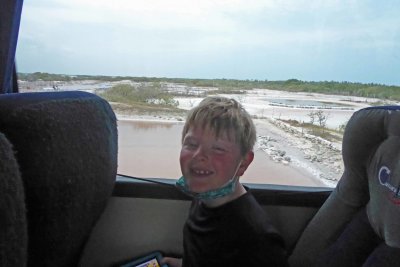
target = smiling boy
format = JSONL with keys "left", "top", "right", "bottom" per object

{"left": 163, "top": 96, "right": 288, "bottom": 267}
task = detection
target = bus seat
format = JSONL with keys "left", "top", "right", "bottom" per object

{"left": 289, "top": 106, "right": 400, "bottom": 266}
{"left": 0, "top": 91, "right": 118, "bottom": 267}
{"left": 0, "top": 132, "right": 27, "bottom": 266}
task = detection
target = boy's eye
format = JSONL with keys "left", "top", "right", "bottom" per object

{"left": 213, "top": 146, "right": 227, "bottom": 153}
{"left": 183, "top": 141, "right": 198, "bottom": 149}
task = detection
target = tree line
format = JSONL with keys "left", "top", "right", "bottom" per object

{"left": 18, "top": 72, "right": 400, "bottom": 101}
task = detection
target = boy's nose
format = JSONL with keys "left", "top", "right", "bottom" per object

{"left": 192, "top": 145, "right": 209, "bottom": 160}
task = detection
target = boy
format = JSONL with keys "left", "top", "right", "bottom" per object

{"left": 163, "top": 96, "right": 288, "bottom": 267}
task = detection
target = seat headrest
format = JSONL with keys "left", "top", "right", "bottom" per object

{"left": 288, "top": 105, "right": 400, "bottom": 267}
{"left": 361, "top": 107, "right": 400, "bottom": 248}
{"left": 0, "top": 91, "right": 118, "bottom": 266}
{"left": 337, "top": 106, "right": 400, "bottom": 247}
{"left": 337, "top": 106, "right": 395, "bottom": 207}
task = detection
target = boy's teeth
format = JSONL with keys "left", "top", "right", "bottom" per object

{"left": 195, "top": 169, "right": 210, "bottom": 174}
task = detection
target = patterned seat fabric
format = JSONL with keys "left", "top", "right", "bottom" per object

{"left": 0, "top": 91, "right": 118, "bottom": 267}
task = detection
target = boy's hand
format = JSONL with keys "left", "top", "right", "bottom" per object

{"left": 161, "top": 257, "right": 182, "bottom": 267}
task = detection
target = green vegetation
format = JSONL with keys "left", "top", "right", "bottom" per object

{"left": 18, "top": 72, "right": 400, "bottom": 101}
{"left": 96, "top": 82, "right": 185, "bottom": 117}
{"left": 18, "top": 72, "right": 74, "bottom": 82}
{"left": 279, "top": 119, "right": 343, "bottom": 142}
{"left": 265, "top": 79, "right": 400, "bottom": 100}
{"left": 98, "top": 83, "right": 178, "bottom": 108}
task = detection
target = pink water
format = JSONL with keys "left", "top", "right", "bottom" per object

{"left": 117, "top": 120, "right": 325, "bottom": 187}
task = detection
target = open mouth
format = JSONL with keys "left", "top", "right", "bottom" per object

{"left": 191, "top": 168, "right": 213, "bottom": 176}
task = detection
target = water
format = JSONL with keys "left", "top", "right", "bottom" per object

{"left": 117, "top": 120, "right": 326, "bottom": 187}
{"left": 118, "top": 120, "right": 183, "bottom": 179}
{"left": 266, "top": 98, "right": 352, "bottom": 108}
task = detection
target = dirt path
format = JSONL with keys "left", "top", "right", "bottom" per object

{"left": 254, "top": 118, "right": 343, "bottom": 187}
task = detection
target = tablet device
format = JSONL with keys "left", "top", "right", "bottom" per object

{"left": 120, "top": 251, "right": 168, "bottom": 267}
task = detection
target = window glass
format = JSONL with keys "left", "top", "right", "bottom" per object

{"left": 16, "top": 0, "right": 400, "bottom": 187}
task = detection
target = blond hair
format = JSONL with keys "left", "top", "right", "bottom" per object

{"left": 182, "top": 96, "right": 256, "bottom": 155}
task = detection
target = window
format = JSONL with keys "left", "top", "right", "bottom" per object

{"left": 16, "top": 0, "right": 400, "bottom": 188}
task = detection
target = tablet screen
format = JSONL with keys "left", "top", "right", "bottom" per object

{"left": 120, "top": 251, "right": 165, "bottom": 267}
{"left": 121, "top": 257, "right": 161, "bottom": 267}
{"left": 134, "top": 258, "right": 160, "bottom": 267}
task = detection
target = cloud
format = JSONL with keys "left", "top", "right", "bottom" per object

{"left": 21, "top": 0, "right": 399, "bottom": 47}
{"left": 17, "top": 0, "right": 400, "bottom": 84}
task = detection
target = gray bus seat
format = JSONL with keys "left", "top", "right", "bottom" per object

{"left": 0, "top": 132, "right": 27, "bottom": 266}
{"left": 0, "top": 91, "right": 118, "bottom": 266}
{"left": 289, "top": 106, "right": 400, "bottom": 266}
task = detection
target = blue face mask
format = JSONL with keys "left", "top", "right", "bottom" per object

{"left": 176, "top": 175, "right": 239, "bottom": 200}
{"left": 176, "top": 161, "right": 242, "bottom": 200}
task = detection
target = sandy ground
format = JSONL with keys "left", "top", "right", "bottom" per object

{"left": 253, "top": 118, "right": 342, "bottom": 187}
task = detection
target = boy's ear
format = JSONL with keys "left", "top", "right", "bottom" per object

{"left": 237, "top": 151, "right": 254, "bottom": 176}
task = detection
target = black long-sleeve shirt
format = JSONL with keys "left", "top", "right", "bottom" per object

{"left": 182, "top": 190, "right": 289, "bottom": 267}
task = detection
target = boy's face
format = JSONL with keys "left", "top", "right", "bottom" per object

{"left": 180, "top": 126, "right": 253, "bottom": 194}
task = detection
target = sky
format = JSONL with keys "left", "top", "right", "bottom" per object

{"left": 16, "top": 0, "right": 400, "bottom": 85}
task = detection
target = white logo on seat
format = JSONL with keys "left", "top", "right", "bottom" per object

{"left": 378, "top": 166, "right": 391, "bottom": 186}
{"left": 378, "top": 166, "right": 400, "bottom": 203}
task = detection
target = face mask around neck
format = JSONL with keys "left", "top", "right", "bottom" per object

{"left": 176, "top": 161, "right": 242, "bottom": 200}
